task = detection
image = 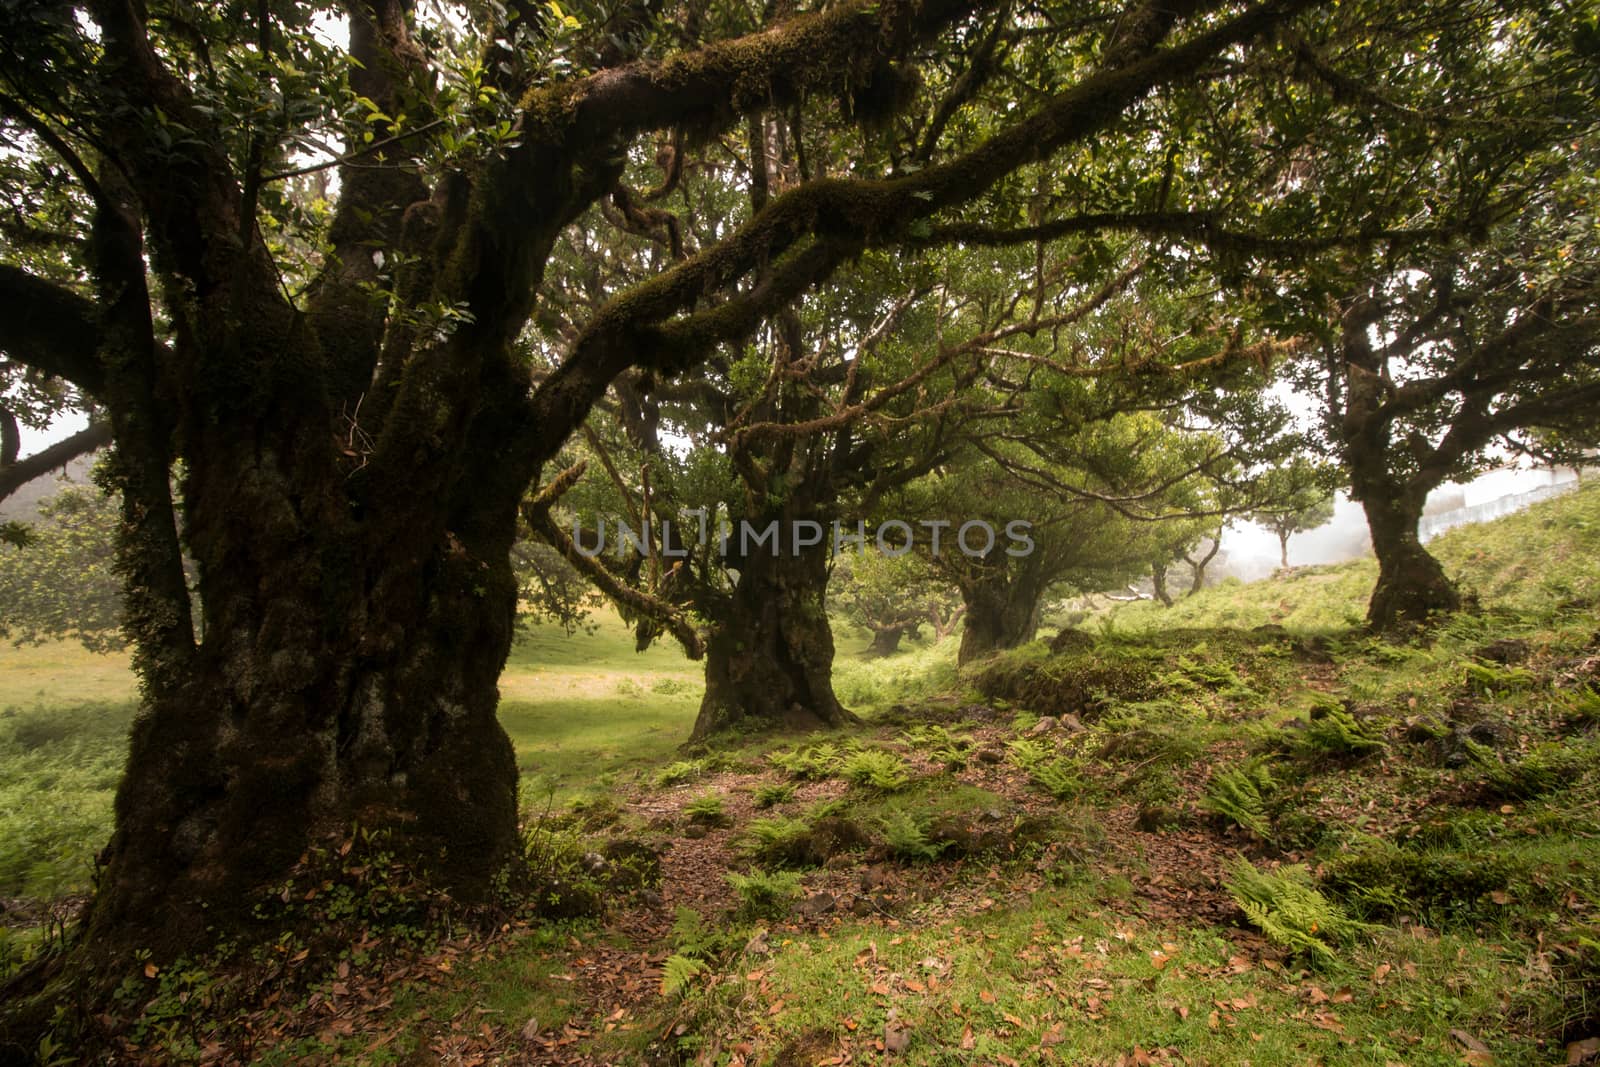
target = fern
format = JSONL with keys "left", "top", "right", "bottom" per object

{"left": 684, "top": 793, "right": 727, "bottom": 823}
{"left": 903, "top": 725, "right": 976, "bottom": 771}
{"left": 1469, "top": 740, "right": 1586, "bottom": 801}
{"left": 879, "top": 809, "right": 947, "bottom": 862}
{"left": 726, "top": 869, "right": 804, "bottom": 919}
{"left": 1030, "top": 758, "right": 1087, "bottom": 802}
{"left": 840, "top": 749, "right": 912, "bottom": 792}
{"left": 1006, "top": 737, "right": 1052, "bottom": 772}
{"left": 1200, "top": 760, "right": 1276, "bottom": 838}
{"left": 768, "top": 743, "right": 840, "bottom": 781}
{"left": 1295, "top": 707, "right": 1386, "bottom": 759}
{"left": 752, "top": 783, "right": 796, "bottom": 809}
{"left": 1465, "top": 662, "right": 1537, "bottom": 695}
{"left": 656, "top": 759, "right": 706, "bottom": 787}
{"left": 1227, "top": 859, "right": 1368, "bottom": 963}
{"left": 669, "top": 906, "right": 729, "bottom": 959}
{"left": 660, "top": 953, "right": 709, "bottom": 997}
{"left": 741, "top": 816, "right": 812, "bottom": 866}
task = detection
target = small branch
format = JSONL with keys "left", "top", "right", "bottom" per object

{"left": 0, "top": 420, "right": 112, "bottom": 506}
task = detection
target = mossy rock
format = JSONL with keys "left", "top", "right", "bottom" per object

{"left": 601, "top": 838, "right": 663, "bottom": 891}
{"left": 975, "top": 646, "right": 1160, "bottom": 721}
{"left": 1324, "top": 844, "right": 1521, "bottom": 927}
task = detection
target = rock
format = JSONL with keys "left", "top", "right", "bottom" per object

{"left": 1059, "top": 713, "right": 1084, "bottom": 732}
{"left": 1136, "top": 804, "right": 1183, "bottom": 832}
{"left": 884, "top": 1013, "right": 912, "bottom": 1055}
{"left": 1567, "top": 1036, "right": 1600, "bottom": 1065}
{"left": 970, "top": 828, "right": 1010, "bottom": 853}
{"left": 637, "top": 888, "right": 664, "bottom": 908}
{"left": 859, "top": 865, "right": 894, "bottom": 892}
{"left": 579, "top": 844, "right": 608, "bottom": 883}
{"left": 602, "top": 838, "right": 664, "bottom": 890}
{"left": 1027, "top": 716, "right": 1059, "bottom": 736}
{"left": 1049, "top": 628, "right": 1095, "bottom": 654}
{"left": 794, "top": 892, "right": 837, "bottom": 919}
{"left": 928, "top": 817, "right": 975, "bottom": 855}
{"left": 801, "top": 817, "right": 870, "bottom": 866}
{"left": 521, "top": 1017, "right": 541, "bottom": 1043}
{"left": 1439, "top": 720, "right": 1504, "bottom": 767}
{"left": 1475, "top": 638, "right": 1531, "bottom": 665}
{"left": 975, "top": 747, "right": 1006, "bottom": 765}
{"left": 743, "top": 930, "right": 772, "bottom": 956}
{"left": 688, "top": 808, "right": 733, "bottom": 829}
{"left": 979, "top": 808, "right": 1007, "bottom": 823}
{"left": 1404, "top": 716, "right": 1446, "bottom": 744}
{"left": 682, "top": 823, "right": 709, "bottom": 840}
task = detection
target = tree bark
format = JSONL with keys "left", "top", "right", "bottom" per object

{"left": 1359, "top": 491, "right": 1460, "bottom": 629}
{"left": 1278, "top": 530, "right": 1290, "bottom": 570}
{"left": 84, "top": 465, "right": 524, "bottom": 962}
{"left": 1182, "top": 535, "right": 1220, "bottom": 596}
{"left": 690, "top": 535, "right": 858, "bottom": 741}
{"left": 956, "top": 561, "right": 1044, "bottom": 665}
{"left": 1151, "top": 561, "right": 1173, "bottom": 606}
{"left": 867, "top": 625, "right": 908, "bottom": 657}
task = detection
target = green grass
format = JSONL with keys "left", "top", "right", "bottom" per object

{"left": 682, "top": 878, "right": 1540, "bottom": 1065}
{"left": 0, "top": 701, "right": 132, "bottom": 897}
{"left": 11, "top": 484, "right": 1600, "bottom": 1065}
{"left": 1101, "top": 479, "right": 1600, "bottom": 638}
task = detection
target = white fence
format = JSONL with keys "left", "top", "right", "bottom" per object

{"left": 1418, "top": 480, "right": 1581, "bottom": 542}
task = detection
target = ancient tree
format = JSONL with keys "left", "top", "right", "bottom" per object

{"left": 0, "top": 0, "right": 1346, "bottom": 984}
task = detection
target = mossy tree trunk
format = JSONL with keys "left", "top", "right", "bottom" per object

{"left": 87, "top": 455, "right": 524, "bottom": 960}
{"left": 1357, "top": 488, "right": 1460, "bottom": 630}
{"left": 867, "top": 625, "right": 910, "bottom": 657}
{"left": 691, "top": 529, "right": 858, "bottom": 740}
{"left": 1336, "top": 298, "right": 1462, "bottom": 631}
{"left": 956, "top": 553, "right": 1045, "bottom": 665}
{"left": 1150, "top": 561, "right": 1173, "bottom": 606}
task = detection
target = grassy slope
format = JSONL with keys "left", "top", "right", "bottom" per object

{"left": 5, "top": 487, "right": 1600, "bottom": 1065}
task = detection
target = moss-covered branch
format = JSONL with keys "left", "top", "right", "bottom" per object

{"left": 0, "top": 265, "right": 107, "bottom": 396}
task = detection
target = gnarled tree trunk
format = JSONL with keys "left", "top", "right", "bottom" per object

{"left": 867, "top": 625, "right": 910, "bottom": 657}
{"left": 691, "top": 535, "right": 857, "bottom": 740}
{"left": 1358, "top": 491, "right": 1460, "bottom": 630}
{"left": 85, "top": 430, "right": 525, "bottom": 963}
{"left": 957, "top": 557, "right": 1044, "bottom": 665}
{"left": 1151, "top": 561, "right": 1173, "bottom": 606}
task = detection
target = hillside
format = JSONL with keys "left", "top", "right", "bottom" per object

{"left": 3, "top": 487, "right": 1600, "bottom": 1064}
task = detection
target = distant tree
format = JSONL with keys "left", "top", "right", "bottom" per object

{"left": 911, "top": 405, "right": 1269, "bottom": 663}
{"left": 1248, "top": 467, "right": 1336, "bottom": 570}
{"left": 830, "top": 549, "right": 958, "bottom": 657}
{"left": 1253, "top": 8, "right": 1600, "bottom": 628}
{"left": 510, "top": 538, "right": 602, "bottom": 640}
{"left": 0, "top": 481, "right": 125, "bottom": 652}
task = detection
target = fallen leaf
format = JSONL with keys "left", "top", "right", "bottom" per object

{"left": 1567, "top": 1037, "right": 1600, "bottom": 1065}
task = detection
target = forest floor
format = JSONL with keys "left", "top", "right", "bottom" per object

{"left": 4, "top": 487, "right": 1600, "bottom": 1066}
